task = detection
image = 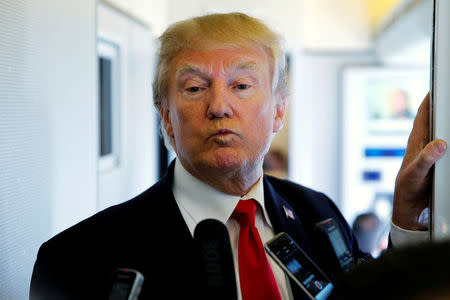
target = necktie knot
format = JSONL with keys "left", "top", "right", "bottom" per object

{"left": 232, "top": 199, "right": 257, "bottom": 227}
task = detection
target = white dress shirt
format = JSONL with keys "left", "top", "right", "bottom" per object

{"left": 390, "top": 222, "right": 430, "bottom": 246}
{"left": 172, "top": 160, "right": 294, "bottom": 300}
{"left": 172, "top": 160, "right": 425, "bottom": 299}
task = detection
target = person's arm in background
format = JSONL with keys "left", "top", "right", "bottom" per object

{"left": 391, "top": 93, "right": 447, "bottom": 246}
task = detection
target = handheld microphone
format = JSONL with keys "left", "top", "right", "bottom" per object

{"left": 193, "top": 219, "right": 238, "bottom": 300}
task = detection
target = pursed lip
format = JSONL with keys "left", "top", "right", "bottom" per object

{"left": 208, "top": 128, "right": 238, "bottom": 138}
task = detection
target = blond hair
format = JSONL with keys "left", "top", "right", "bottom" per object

{"left": 152, "top": 12, "right": 287, "bottom": 148}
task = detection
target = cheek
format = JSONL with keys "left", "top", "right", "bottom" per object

{"left": 252, "top": 102, "right": 274, "bottom": 130}
{"left": 169, "top": 110, "right": 184, "bottom": 138}
{"left": 245, "top": 103, "right": 274, "bottom": 147}
{"left": 170, "top": 102, "right": 203, "bottom": 137}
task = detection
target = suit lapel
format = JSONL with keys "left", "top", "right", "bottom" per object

{"left": 155, "top": 160, "right": 193, "bottom": 242}
{"left": 263, "top": 176, "right": 317, "bottom": 300}
{"left": 142, "top": 160, "right": 202, "bottom": 298}
{"left": 263, "top": 176, "right": 314, "bottom": 256}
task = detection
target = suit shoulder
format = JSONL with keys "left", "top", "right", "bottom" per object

{"left": 265, "top": 175, "right": 330, "bottom": 201}
{"left": 264, "top": 175, "right": 344, "bottom": 222}
{"left": 43, "top": 181, "right": 167, "bottom": 250}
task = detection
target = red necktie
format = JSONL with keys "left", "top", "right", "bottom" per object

{"left": 232, "top": 199, "right": 282, "bottom": 300}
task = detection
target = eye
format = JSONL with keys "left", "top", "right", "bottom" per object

{"left": 235, "top": 84, "right": 250, "bottom": 90}
{"left": 186, "top": 86, "right": 201, "bottom": 92}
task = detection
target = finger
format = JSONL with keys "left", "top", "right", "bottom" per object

{"left": 403, "top": 93, "right": 430, "bottom": 165}
{"left": 407, "top": 139, "right": 447, "bottom": 181}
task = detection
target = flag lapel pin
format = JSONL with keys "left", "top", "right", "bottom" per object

{"left": 282, "top": 205, "right": 295, "bottom": 220}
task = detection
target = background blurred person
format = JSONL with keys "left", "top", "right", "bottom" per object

{"left": 263, "top": 149, "right": 288, "bottom": 179}
{"left": 352, "top": 212, "right": 385, "bottom": 256}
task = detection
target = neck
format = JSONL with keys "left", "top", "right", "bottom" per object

{"left": 179, "top": 160, "right": 263, "bottom": 196}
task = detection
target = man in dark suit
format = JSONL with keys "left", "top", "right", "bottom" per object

{"left": 30, "top": 12, "right": 447, "bottom": 300}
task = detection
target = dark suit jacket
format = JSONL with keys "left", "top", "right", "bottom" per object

{"left": 30, "top": 161, "right": 366, "bottom": 300}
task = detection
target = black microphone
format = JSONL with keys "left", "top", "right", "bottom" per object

{"left": 193, "top": 219, "right": 238, "bottom": 300}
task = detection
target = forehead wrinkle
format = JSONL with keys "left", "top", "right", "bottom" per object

{"left": 232, "top": 61, "right": 258, "bottom": 72}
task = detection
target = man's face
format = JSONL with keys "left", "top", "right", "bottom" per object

{"left": 162, "top": 43, "right": 285, "bottom": 179}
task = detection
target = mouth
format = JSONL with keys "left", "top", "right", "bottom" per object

{"left": 215, "top": 129, "right": 233, "bottom": 135}
{"left": 208, "top": 128, "right": 237, "bottom": 139}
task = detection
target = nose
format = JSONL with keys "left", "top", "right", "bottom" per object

{"left": 206, "top": 82, "right": 234, "bottom": 120}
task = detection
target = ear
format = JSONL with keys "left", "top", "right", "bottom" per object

{"left": 159, "top": 106, "right": 174, "bottom": 138}
{"left": 272, "top": 91, "right": 287, "bottom": 133}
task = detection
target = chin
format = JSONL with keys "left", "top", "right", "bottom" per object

{"left": 206, "top": 149, "right": 248, "bottom": 172}
{"left": 212, "top": 158, "right": 244, "bottom": 171}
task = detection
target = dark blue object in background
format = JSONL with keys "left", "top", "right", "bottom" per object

{"left": 362, "top": 170, "right": 381, "bottom": 182}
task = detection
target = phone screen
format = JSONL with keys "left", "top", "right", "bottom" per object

{"left": 328, "top": 227, "right": 348, "bottom": 257}
{"left": 265, "top": 233, "right": 333, "bottom": 300}
{"left": 107, "top": 269, "right": 144, "bottom": 300}
{"left": 315, "top": 218, "right": 354, "bottom": 272}
{"left": 109, "top": 280, "right": 132, "bottom": 300}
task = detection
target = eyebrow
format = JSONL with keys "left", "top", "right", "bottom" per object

{"left": 175, "top": 64, "right": 206, "bottom": 79}
{"left": 175, "top": 61, "right": 259, "bottom": 79}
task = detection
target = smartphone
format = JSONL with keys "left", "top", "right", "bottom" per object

{"left": 265, "top": 232, "right": 333, "bottom": 300}
{"left": 315, "top": 218, "right": 354, "bottom": 272}
{"left": 107, "top": 268, "right": 144, "bottom": 300}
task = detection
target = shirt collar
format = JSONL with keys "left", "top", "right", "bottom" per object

{"left": 173, "top": 160, "right": 273, "bottom": 235}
